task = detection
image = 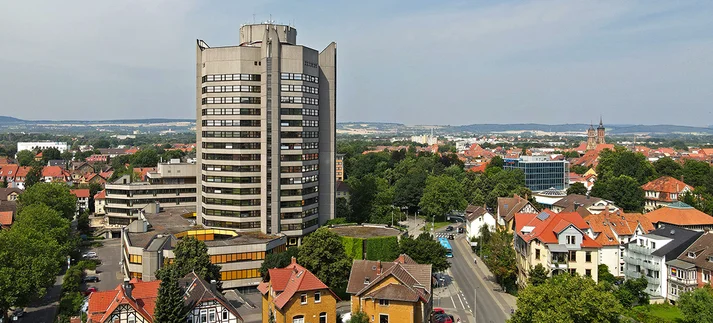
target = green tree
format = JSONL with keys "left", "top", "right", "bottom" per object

{"left": 15, "top": 204, "right": 73, "bottom": 255}
{"left": 42, "top": 147, "right": 61, "bottom": 162}
{"left": 157, "top": 237, "right": 220, "bottom": 284}
{"left": 598, "top": 264, "right": 616, "bottom": 285}
{"left": 154, "top": 268, "right": 187, "bottom": 323}
{"left": 681, "top": 159, "right": 711, "bottom": 188}
{"left": 653, "top": 157, "right": 682, "bottom": 178}
{"left": 24, "top": 164, "right": 43, "bottom": 188}
{"left": 398, "top": 233, "right": 450, "bottom": 272}
{"left": 590, "top": 175, "right": 644, "bottom": 212}
{"left": 566, "top": 182, "right": 588, "bottom": 195}
{"left": 335, "top": 197, "right": 351, "bottom": 220}
{"left": 259, "top": 247, "right": 300, "bottom": 278}
{"left": 509, "top": 274, "right": 622, "bottom": 323}
{"left": 130, "top": 149, "right": 159, "bottom": 167}
{"left": 77, "top": 211, "right": 90, "bottom": 235}
{"left": 596, "top": 147, "right": 655, "bottom": 185}
{"left": 297, "top": 228, "right": 352, "bottom": 292}
{"left": 528, "top": 264, "right": 549, "bottom": 287}
{"left": 419, "top": 175, "right": 467, "bottom": 220}
{"left": 1, "top": 177, "right": 6, "bottom": 188}
{"left": 483, "top": 228, "right": 517, "bottom": 290}
{"left": 488, "top": 156, "right": 504, "bottom": 170}
{"left": 678, "top": 285, "right": 713, "bottom": 323}
{"left": 18, "top": 183, "right": 77, "bottom": 220}
{"left": 349, "top": 174, "right": 392, "bottom": 224}
{"left": 16, "top": 150, "right": 35, "bottom": 166}
{"left": 348, "top": 311, "right": 369, "bottom": 323}
{"left": 393, "top": 168, "right": 427, "bottom": 212}
{"left": 93, "top": 139, "right": 111, "bottom": 149}
{"left": 571, "top": 165, "right": 590, "bottom": 175}
{"left": 615, "top": 275, "right": 649, "bottom": 308}
{"left": 60, "top": 150, "right": 74, "bottom": 162}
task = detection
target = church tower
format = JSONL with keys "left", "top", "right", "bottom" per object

{"left": 597, "top": 117, "right": 606, "bottom": 144}
{"left": 586, "top": 124, "right": 596, "bottom": 150}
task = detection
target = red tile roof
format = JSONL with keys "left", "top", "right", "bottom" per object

{"left": 0, "top": 211, "right": 13, "bottom": 227}
{"left": 642, "top": 176, "right": 691, "bottom": 194}
{"left": 257, "top": 257, "right": 337, "bottom": 310}
{"left": 584, "top": 209, "right": 655, "bottom": 246}
{"left": 90, "top": 279, "right": 160, "bottom": 323}
{"left": 515, "top": 210, "right": 601, "bottom": 248}
{"left": 42, "top": 165, "right": 66, "bottom": 178}
{"left": 14, "top": 166, "right": 31, "bottom": 178}
{"left": 87, "top": 290, "right": 120, "bottom": 323}
{"left": 645, "top": 205, "right": 713, "bottom": 227}
{"left": 0, "top": 165, "right": 19, "bottom": 179}
{"left": 468, "top": 163, "right": 487, "bottom": 173}
{"left": 70, "top": 189, "right": 90, "bottom": 198}
{"left": 94, "top": 190, "right": 106, "bottom": 200}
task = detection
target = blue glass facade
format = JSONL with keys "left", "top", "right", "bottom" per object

{"left": 503, "top": 156, "right": 570, "bottom": 191}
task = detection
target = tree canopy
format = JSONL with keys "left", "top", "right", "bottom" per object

{"left": 15, "top": 150, "right": 35, "bottom": 166}
{"left": 678, "top": 285, "right": 713, "bottom": 323}
{"left": 154, "top": 268, "right": 188, "bottom": 323}
{"left": 157, "top": 237, "right": 221, "bottom": 284}
{"left": 18, "top": 183, "right": 77, "bottom": 220}
{"left": 596, "top": 147, "right": 655, "bottom": 185}
{"left": 653, "top": 157, "right": 682, "bottom": 178}
{"left": 590, "top": 175, "right": 644, "bottom": 212}
{"left": 566, "top": 182, "right": 588, "bottom": 195}
{"left": 398, "top": 233, "right": 450, "bottom": 272}
{"left": 419, "top": 175, "right": 467, "bottom": 219}
{"left": 528, "top": 264, "right": 548, "bottom": 287}
{"left": 297, "top": 228, "right": 352, "bottom": 292}
{"left": 259, "top": 247, "right": 300, "bottom": 278}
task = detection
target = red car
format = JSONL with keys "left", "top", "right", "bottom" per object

{"left": 434, "top": 313, "right": 454, "bottom": 323}
{"left": 83, "top": 287, "right": 98, "bottom": 296}
{"left": 433, "top": 308, "right": 446, "bottom": 315}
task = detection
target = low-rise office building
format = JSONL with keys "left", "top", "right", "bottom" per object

{"left": 104, "top": 161, "right": 197, "bottom": 229}
{"left": 503, "top": 155, "right": 569, "bottom": 191}
{"left": 121, "top": 207, "right": 286, "bottom": 289}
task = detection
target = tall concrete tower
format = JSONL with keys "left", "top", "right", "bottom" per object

{"left": 196, "top": 23, "right": 336, "bottom": 246}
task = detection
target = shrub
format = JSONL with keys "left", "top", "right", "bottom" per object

{"left": 341, "top": 236, "right": 363, "bottom": 260}
{"left": 365, "top": 236, "right": 399, "bottom": 261}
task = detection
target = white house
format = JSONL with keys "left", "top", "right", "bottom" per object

{"left": 464, "top": 204, "right": 496, "bottom": 240}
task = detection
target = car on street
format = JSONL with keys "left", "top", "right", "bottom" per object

{"left": 82, "top": 252, "right": 97, "bottom": 259}
{"left": 446, "top": 226, "right": 454, "bottom": 232}
{"left": 11, "top": 308, "right": 24, "bottom": 321}
{"left": 433, "top": 308, "right": 446, "bottom": 315}
{"left": 82, "top": 276, "right": 100, "bottom": 283}
{"left": 434, "top": 313, "right": 454, "bottom": 323}
{"left": 457, "top": 227, "right": 464, "bottom": 233}
{"left": 83, "top": 287, "right": 98, "bottom": 296}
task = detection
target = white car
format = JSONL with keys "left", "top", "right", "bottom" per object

{"left": 82, "top": 252, "right": 97, "bottom": 258}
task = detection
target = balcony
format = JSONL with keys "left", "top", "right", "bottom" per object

{"left": 644, "top": 275, "right": 661, "bottom": 286}
{"left": 669, "top": 276, "right": 698, "bottom": 286}
{"left": 628, "top": 244, "right": 652, "bottom": 255}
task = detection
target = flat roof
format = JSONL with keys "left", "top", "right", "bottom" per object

{"left": 329, "top": 225, "right": 403, "bottom": 239}
{"left": 127, "top": 207, "right": 281, "bottom": 249}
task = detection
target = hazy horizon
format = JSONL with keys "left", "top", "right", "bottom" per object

{"left": 2, "top": 1, "right": 712, "bottom": 126}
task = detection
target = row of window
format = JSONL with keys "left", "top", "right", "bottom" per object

{"left": 281, "top": 142, "right": 318, "bottom": 150}
{"left": 281, "top": 153, "right": 319, "bottom": 161}
{"left": 202, "top": 208, "right": 260, "bottom": 218}
{"left": 281, "top": 197, "right": 319, "bottom": 208}
{"left": 202, "top": 119, "right": 261, "bottom": 127}
{"left": 202, "top": 186, "right": 261, "bottom": 195}
{"left": 203, "top": 74, "right": 261, "bottom": 82}
{"left": 202, "top": 131, "right": 261, "bottom": 138}
{"left": 210, "top": 251, "right": 265, "bottom": 264}
{"left": 281, "top": 218, "right": 319, "bottom": 231}
{"left": 281, "top": 164, "right": 319, "bottom": 173}
{"left": 281, "top": 96, "right": 319, "bottom": 106}
{"left": 280, "top": 73, "right": 318, "bottom": 83}
{"left": 202, "top": 153, "right": 261, "bottom": 161}
{"left": 203, "top": 197, "right": 261, "bottom": 207}
{"left": 202, "top": 85, "right": 260, "bottom": 93}
{"left": 281, "top": 131, "right": 319, "bottom": 139}
{"left": 202, "top": 108, "right": 260, "bottom": 116}
{"left": 304, "top": 60, "right": 319, "bottom": 68}
{"left": 221, "top": 268, "right": 261, "bottom": 281}
{"left": 281, "top": 120, "right": 319, "bottom": 127}
{"left": 129, "top": 254, "right": 142, "bottom": 264}
{"left": 202, "top": 97, "right": 261, "bottom": 105}
{"left": 281, "top": 84, "right": 318, "bottom": 94}
{"left": 280, "top": 175, "right": 318, "bottom": 185}
{"left": 203, "top": 165, "right": 261, "bottom": 172}
{"left": 106, "top": 197, "right": 195, "bottom": 206}
{"left": 202, "top": 142, "right": 261, "bottom": 150}
{"left": 281, "top": 207, "right": 318, "bottom": 219}
{"left": 280, "top": 108, "right": 319, "bottom": 116}
{"left": 202, "top": 175, "right": 261, "bottom": 183}
{"left": 202, "top": 218, "right": 261, "bottom": 229}
{"left": 106, "top": 188, "right": 196, "bottom": 196}
{"left": 281, "top": 186, "right": 319, "bottom": 196}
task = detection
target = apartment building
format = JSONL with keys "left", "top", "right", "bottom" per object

{"left": 644, "top": 202, "right": 713, "bottom": 232}
{"left": 642, "top": 176, "right": 693, "bottom": 211}
{"left": 667, "top": 232, "right": 713, "bottom": 303}
{"left": 514, "top": 210, "right": 601, "bottom": 288}
{"left": 196, "top": 23, "right": 336, "bottom": 246}
{"left": 16, "top": 141, "right": 69, "bottom": 156}
{"left": 336, "top": 153, "right": 345, "bottom": 182}
{"left": 584, "top": 210, "right": 654, "bottom": 276}
{"left": 104, "top": 162, "right": 197, "bottom": 227}
{"left": 624, "top": 227, "right": 702, "bottom": 301}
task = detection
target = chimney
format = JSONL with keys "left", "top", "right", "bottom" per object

{"left": 210, "top": 280, "right": 217, "bottom": 290}
{"left": 290, "top": 256, "right": 296, "bottom": 265}
{"left": 376, "top": 260, "right": 382, "bottom": 275}
{"left": 123, "top": 277, "right": 133, "bottom": 300}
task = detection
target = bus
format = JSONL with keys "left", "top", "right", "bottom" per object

{"left": 438, "top": 237, "right": 453, "bottom": 258}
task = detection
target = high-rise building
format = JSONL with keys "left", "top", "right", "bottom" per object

{"left": 196, "top": 23, "right": 336, "bottom": 246}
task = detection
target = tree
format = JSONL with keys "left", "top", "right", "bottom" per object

{"left": 130, "top": 149, "right": 159, "bottom": 167}
{"left": 487, "top": 156, "right": 504, "bottom": 170}
{"left": 571, "top": 165, "right": 590, "bottom": 175}
{"left": 598, "top": 264, "right": 616, "bottom": 285}
{"left": 590, "top": 175, "right": 644, "bottom": 212}
{"left": 297, "top": 228, "right": 352, "bottom": 292}
{"left": 596, "top": 147, "right": 655, "bottom": 185}
{"left": 1, "top": 177, "right": 6, "bottom": 188}
{"left": 528, "top": 264, "right": 549, "bottom": 287}
{"left": 349, "top": 175, "right": 392, "bottom": 224}
{"left": 77, "top": 211, "right": 90, "bottom": 235}
{"left": 483, "top": 228, "right": 517, "bottom": 290}
{"left": 653, "top": 157, "right": 682, "bottom": 178}
{"left": 393, "top": 168, "right": 427, "bottom": 212}
{"left": 509, "top": 274, "right": 622, "bottom": 323}
{"left": 259, "top": 247, "right": 300, "bottom": 278}
{"left": 154, "top": 268, "right": 187, "bottom": 323}
{"left": 615, "top": 275, "right": 649, "bottom": 308}
{"left": 60, "top": 150, "right": 74, "bottom": 162}
{"left": 42, "top": 147, "right": 61, "bottom": 162}
{"left": 15, "top": 204, "right": 73, "bottom": 255}
{"left": 419, "top": 175, "right": 467, "bottom": 220}
{"left": 335, "top": 197, "right": 351, "bottom": 220}
{"left": 682, "top": 159, "right": 711, "bottom": 188}
{"left": 18, "top": 183, "right": 77, "bottom": 220}
{"left": 157, "top": 237, "right": 220, "bottom": 284}
{"left": 348, "top": 311, "right": 369, "bottom": 323}
{"left": 566, "top": 182, "right": 588, "bottom": 195}
{"left": 16, "top": 150, "right": 34, "bottom": 166}
{"left": 678, "top": 285, "right": 713, "bottom": 323}
{"left": 24, "top": 164, "right": 43, "bottom": 189}
{"left": 398, "top": 233, "right": 450, "bottom": 272}
{"left": 93, "top": 139, "right": 111, "bottom": 149}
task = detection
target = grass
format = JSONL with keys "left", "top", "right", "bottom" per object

{"left": 626, "top": 303, "right": 684, "bottom": 323}
{"left": 422, "top": 222, "right": 451, "bottom": 232}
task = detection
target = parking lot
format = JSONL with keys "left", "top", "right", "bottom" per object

{"left": 82, "top": 237, "right": 123, "bottom": 293}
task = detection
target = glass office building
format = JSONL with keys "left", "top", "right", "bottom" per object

{"left": 503, "top": 156, "right": 569, "bottom": 191}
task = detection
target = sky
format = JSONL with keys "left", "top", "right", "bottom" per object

{"left": 1, "top": 0, "right": 712, "bottom": 126}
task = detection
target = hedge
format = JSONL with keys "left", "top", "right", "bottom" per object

{"left": 364, "top": 236, "right": 399, "bottom": 261}
{"left": 341, "top": 236, "right": 364, "bottom": 260}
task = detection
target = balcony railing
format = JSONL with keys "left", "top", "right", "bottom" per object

{"left": 628, "top": 244, "right": 652, "bottom": 255}
{"left": 669, "top": 276, "right": 698, "bottom": 286}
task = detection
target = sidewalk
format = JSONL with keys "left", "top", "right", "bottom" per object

{"left": 460, "top": 237, "right": 518, "bottom": 311}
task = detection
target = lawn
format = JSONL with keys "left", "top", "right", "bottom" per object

{"left": 422, "top": 222, "right": 451, "bottom": 232}
{"left": 627, "top": 303, "right": 684, "bottom": 323}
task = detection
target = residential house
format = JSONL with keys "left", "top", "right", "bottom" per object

{"left": 464, "top": 204, "right": 496, "bottom": 240}
{"left": 336, "top": 181, "right": 351, "bottom": 202}
{"left": 497, "top": 195, "right": 539, "bottom": 233}
{"left": 94, "top": 190, "right": 106, "bottom": 215}
{"left": 346, "top": 254, "right": 432, "bottom": 323}
{"left": 642, "top": 176, "right": 693, "bottom": 211}
{"left": 584, "top": 209, "right": 655, "bottom": 277}
{"left": 0, "top": 200, "right": 16, "bottom": 229}
{"left": 514, "top": 210, "right": 602, "bottom": 288}
{"left": 551, "top": 194, "right": 621, "bottom": 216}
{"left": 87, "top": 273, "right": 242, "bottom": 323}
{"left": 0, "top": 164, "right": 19, "bottom": 184}
{"left": 47, "top": 160, "right": 67, "bottom": 168}
{"left": 72, "top": 162, "right": 95, "bottom": 175}
{"left": 70, "top": 189, "right": 90, "bottom": 215}
{"left": 644, "top": 202, "right": 713, "bottom": 232}
{"left": 86, "top": 154, "right": 110, "bottom": 164}
{"left": 42, "top": 165, "right": 70, "bottom": 183}
{"left": 624, "top": 227, "right": 702, "bottom": 301}
{"left": 0, "top": 187, "right": 22, "bottom": 201}
{"left": 258, "top": 257, "right": 338, "bottom": 323}
{"left": 81, "top": 173, "right": 107, "bottom": 186}
{"left": 667, "top": 232, "right": 713, "bottom": 303}
{"left": 9, "top": 166, "right": 31, "bottom": 189}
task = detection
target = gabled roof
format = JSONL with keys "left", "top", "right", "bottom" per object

{"left": 464, "top": 204, "right": 489, "bottom": 222}
{"left": 89, "top": 279, "right": 160, "bottom": 323}
{"left": 0, "top": 187, "right": 22, "bottom": 200}
{"left": 641, "top": 176, "right": 691, "bottom": 194}
{"left": 585, "top": 209, "right": 655, "bottom": 246}
{"left": 646, "top": 227, "right": 703, "bottom": 259}
{"left": 0, "top": 165, "right": 19, "bottom": 178}
{"left": 347, "top": 254, "right": 431, "bottom": 304}
{"left": 364, "top": 283, "right": 419, "bottom": 302}
{"left": 644, "top": 203, "right": 713, "bottom": 227}
{"left": 42, "top": 165, "right": 66, "bottom": 178}
{"left": 515, "top": 210, "right": 601, "bottom": 248}
{"left": 14, "top": 166, "right": 31, "bottom": 178}
{"left": 179, "top": 272, "right": 242, "bottom": 322}
{"left": 498, "top": 195, "right": 538, "bottom": 222}
{"left": 94, "top": 190, "right": 106, "bottom": 200}
{"left": 336, "top": 181, "right": 350, "bottom": 193}
{"left": 70, "top": 189, "right": 90, "bottom": 199}
{"left": 257, "top": 258, "right": 337, "bottom": 310}
{"left": 676, "top": 232, "right": 713, "bottom": 271}
{"left": 0, "top": 211, "right": 13, "bottom": 227}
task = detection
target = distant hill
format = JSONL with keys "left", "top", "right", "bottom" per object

{"left": 0, "top": 116, "right": 194, "bottom": 125}
{"left": 0, "top": 116, "right": 25, "bottom": 124}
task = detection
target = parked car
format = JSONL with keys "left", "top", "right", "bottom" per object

{"left": 446, "top": 226, "right": 454, "bottom": 232}
{"left": 433, "top": 308, "right": 446, "bottom": 315}
{"left": 11, "top": 308, "right": 24, "bottom": 321}
{"left": 448, "top": 234, "right": 455, "bottom": 240}
{"left": 457, "top": 227, "right": 464, "bottom": 234}
{"left": 83, "top": 287, "right": 98, "bottom": 296}
{"left": 82, "top": 276, "right": 100, "bottom": 283}
{"left": 82, "top": 252, "right": 97, "bottom": 259}
{"left": 434, "top": 313, "right": 454, "bottom": 323}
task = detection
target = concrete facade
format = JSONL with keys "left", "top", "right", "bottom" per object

{"left": 196, "top": 23, "right": 336, "bottom": 246}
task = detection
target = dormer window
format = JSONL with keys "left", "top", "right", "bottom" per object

{"left": 364, "top": 277, "right": 370, "bottom": 285}
{"left": 709, "top": 256, "right": 713, "bottom": 263}
{"left": 688, "top": 252, "right": 697, "bottom": 259}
